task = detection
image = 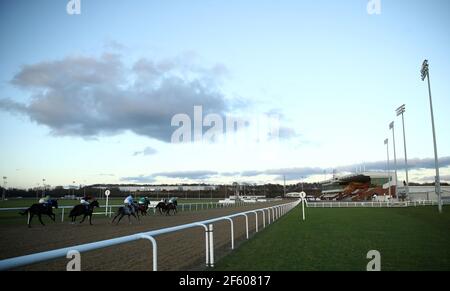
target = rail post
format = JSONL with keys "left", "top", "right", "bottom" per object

{"left": 208, "top": 224, "right": 214, "bottom": 267}
{"left": 61, "top": 208, "right": 65, "bottom": 222}
{"left": 139, "top": 234, "right": 158, "bottom": 271}
{"left": 225, "top": 218, "right": 234, "bottom": 250}
{"left": 261, "top": 210, "right": 266, "bottom": 228}
{"left": 197, "top": 224, "right": 209, "bottom": 267}
{"left": 251, "top": 211, "right": 258, "bottom": 232}
{"left": 237, "top": 213, "right": 249, "bottom": 239}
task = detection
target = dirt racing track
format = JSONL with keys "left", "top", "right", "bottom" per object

{"left": 0, "top": 201, "right": 289, "bottom": 271}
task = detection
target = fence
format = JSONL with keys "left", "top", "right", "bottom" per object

{"left": 307, "top": 200, "right": 450, "bottom": 208}
{"left": 0, "top": 200, "right": 299, "bottom": 271}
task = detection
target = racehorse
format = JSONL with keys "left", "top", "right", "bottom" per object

{"left": 155, "top": 201, "right": 167, "bottom": 215}
{"left": 166, "top": 200, "right": 178, "bottom": 216}
{"left": 111, "top": 202, "right": 140, "bottom": 225}
{"left": 69, "top": 200, "right": 100, "bottom": 225}
{"left": 155, "top": 200, "right": 177, "bottom": 216}
{"left": 20, "top": 199, "right": 58, "bottom": 228}
{"left": 137, "top": 198, "right": 150, "bottom": 216}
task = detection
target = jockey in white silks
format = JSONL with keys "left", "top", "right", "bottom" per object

{"left": 39, "top": 195, "right": 51, "bottom": 205}
{"left": 124, "top": 195, "right": 134, "bottom": 210}
{"left": 80, "top": 195, "right": 92, "bottom": 210}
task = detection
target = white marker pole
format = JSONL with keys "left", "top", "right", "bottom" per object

{"left": 105, "top": 190, "right": 110, "bottom": 216}
{"left": 300, "top": 191, "right": 307, "bottom": 221}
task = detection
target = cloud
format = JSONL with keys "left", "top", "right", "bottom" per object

{"left": 120, "top": 171, "right": 219, "bottom": 183}
{"left": 103, "top": 40, "right": 127, "bottom": 51}
{"left": 418, "top": 175, "right": 450, "bottom": 182}
{"left": 240, "top": 167, "right": 326, "bottom": 180}
{"left": 153, "top": 170, "right": 219, "bottom": 180}
{"left": 120, "top": 175, "right": 155, "bottom": 183}
{"left": 96, "top": 173, "right": 116, "bottom": 177}
{"left": 133, "top": 146, "right": 158, "bottom": 156}
{"left": 1, "top": 51, "right": 304, "bottom": 145}
{"left": 0, "top": 53, "right": 234, "bottom": 142}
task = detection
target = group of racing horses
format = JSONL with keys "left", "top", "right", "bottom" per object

{"left": 20, "top": 198, "right": 178, "bottom": 227}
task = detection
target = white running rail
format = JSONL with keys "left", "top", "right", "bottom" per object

{"left": 307, "top": 200, "right": 449, "bottom": 208}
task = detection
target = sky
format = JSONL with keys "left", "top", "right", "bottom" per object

{"left": 0, "top": 0, "right": 449, "bottom": 188}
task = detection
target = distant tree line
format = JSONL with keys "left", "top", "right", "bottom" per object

{"left": 0, "top": 182, "right": 324, "bottom": 200}
{"left": 5, "top": 181, "right": 445, "bottom": 200}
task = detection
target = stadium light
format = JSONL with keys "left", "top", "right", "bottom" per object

{"left": 384, "top": 139, "right": 391, "bottom": 197}
{"left": 389, "top": 122, "right": 398, "bottom": 198}
{"left": 396, "top": 104, "right": 410, "bottom": 198}
{"left": 421, "top": 60, "right": 442, "bottom": 213}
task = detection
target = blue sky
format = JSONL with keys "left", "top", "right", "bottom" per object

{"left": 0, "top": 0, "right": 449, "bottom": 188}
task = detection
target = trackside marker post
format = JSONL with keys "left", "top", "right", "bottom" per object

{"left": 300, "top": 191, "right": 307, "bottom": 221}
{"left": 105, "top": 190, "right": 110, "bottom": 216}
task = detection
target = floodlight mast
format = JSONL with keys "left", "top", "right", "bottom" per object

{"left": 384, "top": 139, "right": 391, "bottom": 197}
{"left": 396, "top": 104, "right": 409, "bottom": 199}
{"left": 389, "top": 121, "right": 398, "bottom": 198}
{"left": 421, "top": 59, "right": 442, "bottom": 213}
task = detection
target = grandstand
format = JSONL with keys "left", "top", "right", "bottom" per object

{"left": 320, "top": 172, "right": 396, "bottom": 201}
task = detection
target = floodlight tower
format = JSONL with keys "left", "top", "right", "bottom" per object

{"left": 384, "top": 139, "right": 391, "bottom": 197}
{"left": 389, "top": 121, "right": 398, "bottom": 198}
{"left": 396, "top": 104, "right": 409, "bottom": 198}
{"left": 421, "top": 59, "right": 442, "bottom": 213}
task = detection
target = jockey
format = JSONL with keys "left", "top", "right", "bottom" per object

{"left": 80, "top": 195, "right": 92, "bottom": 210}
{"left": 138, "top": 197, "right": 148, "bottom": 205}
{"left": 39, "top": 195, "right": 51, "bottom": 205}
{"left": 124, "top": 195, "right": 134, "bottom": 210}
